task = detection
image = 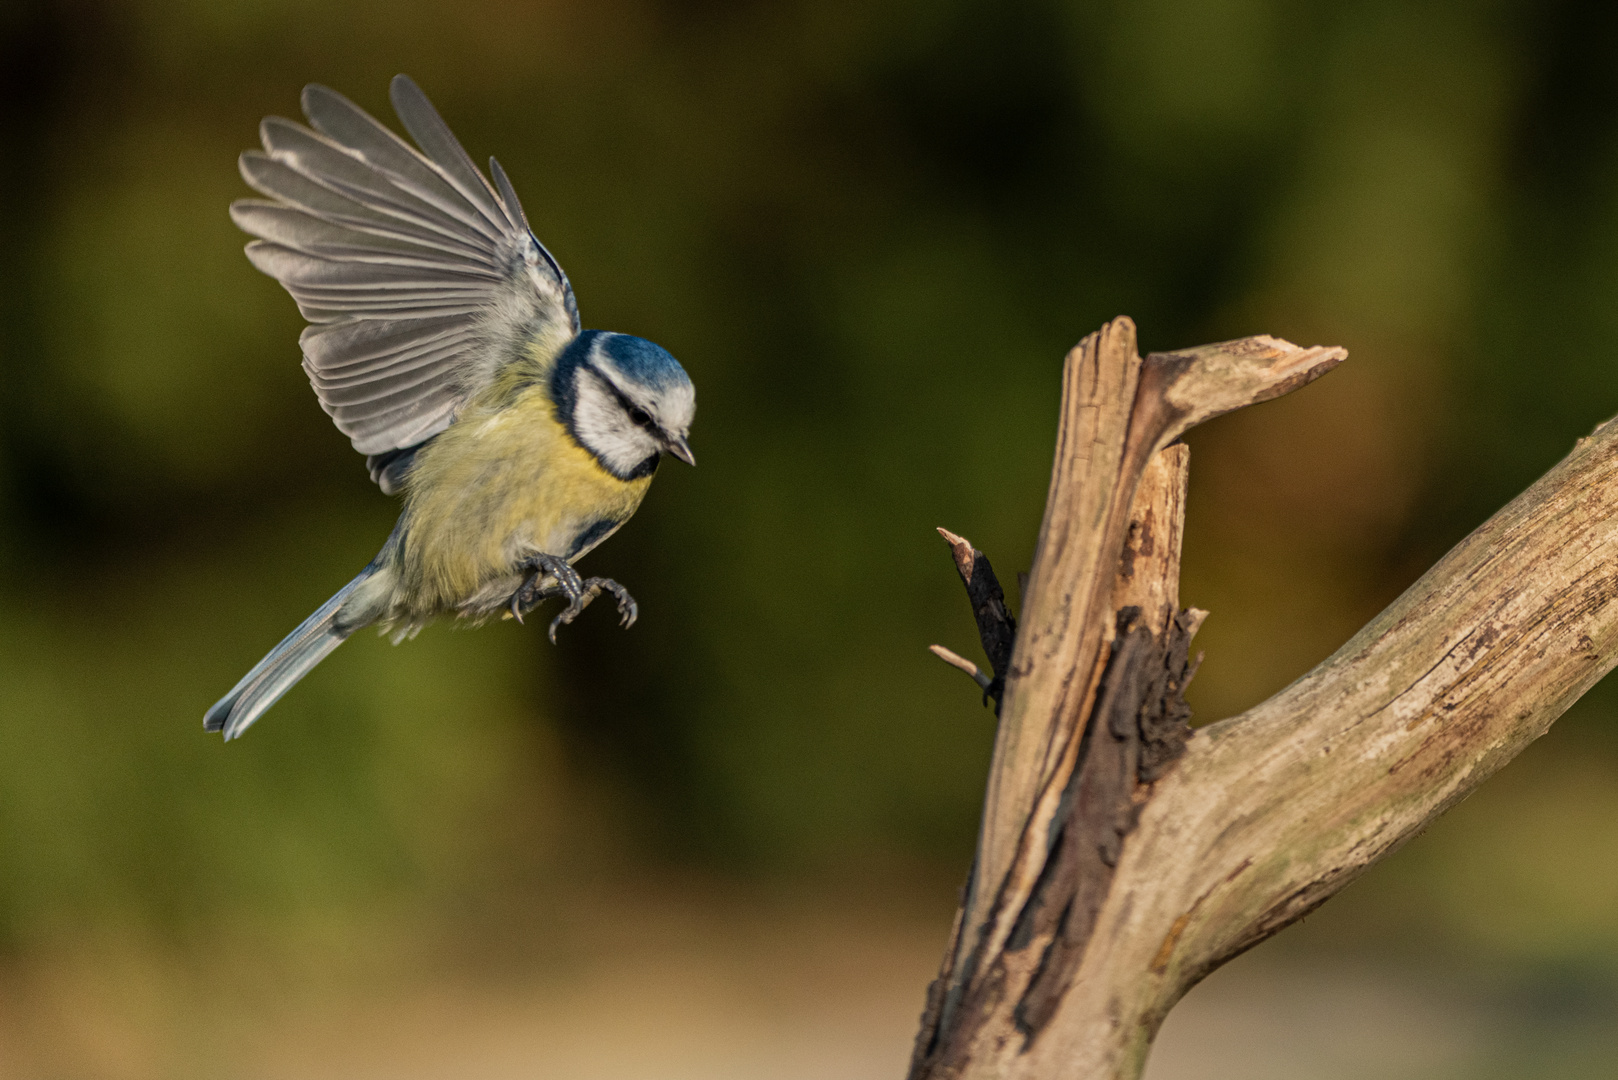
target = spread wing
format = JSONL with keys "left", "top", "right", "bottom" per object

{"left": 231, "top": 74, "right": 580, "bottom": 493}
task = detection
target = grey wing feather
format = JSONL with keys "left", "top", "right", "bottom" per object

{"left": 238, "top": 155, "right": 492, "bottom": 264}
{"left": 232, "top": 75, "right": 580, "bottom": 483}
{"left": 387, "top": 76, "right": 517, "bottom": 236}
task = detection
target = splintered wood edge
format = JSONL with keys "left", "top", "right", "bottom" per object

{"left": 917, "top": 442, "right": 1202, "bottom": 1077}
{"left": 1007, "top": 443, "right": 1199, "bottom": 1035}
{"left": 973, "top": 333, "right": 1340, "bottom": 954}
{"left": 937, "top": 527, "right": 977, "bottom": 583}
{"left": 935, "top": 322, "right": 1346, "bottom": 1052}
{"left": 1155, "top": 337, "right": 1348, "bottom": 445}
{"left": 951, "top": 317, "right": 1145, "bottom": 1008}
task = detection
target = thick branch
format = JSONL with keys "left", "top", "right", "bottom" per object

{"left": 1012, "top": 415, "right": 1618, "bottom": 1077}
{"left": 1009, "top": 443, "right": 1202, "bottom": 1034}
{"left": 920, "top": 320, "right": 1343, "bottom": 1064}
{"left": 971, "top": 325, "right": 1340, "bottom": 969}
{"left": 913, "top": 317, "right": 1618, "bottom": 1080}
{"left": 915, "top": 440, "right": 1203, "bottom": 1073}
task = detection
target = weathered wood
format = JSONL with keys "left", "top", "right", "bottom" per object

{"left": 1032, "top": 417, "right": 1618, "bottom": 1076}
{"left": 1110, "top": 444, "right": 1190, "bottom": 641}
{"left": 915, "top": 321, "right": 1343, "bottom": 1075}
{"left": 917, "top": 444, "right": 1199, "bottom": 1070}
{"left": 1011, "top": 604, "right": 1203, "bottom": 1036}
{"left": 912, "top": 318, "right": 1618, "bottom": 1079}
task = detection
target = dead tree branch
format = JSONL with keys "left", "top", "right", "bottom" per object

{"left": 911, "top": 316, "right": 1618, "bottom": 1078}
{"left": 931, "top": 528, "right": 1019, "bottom": 711}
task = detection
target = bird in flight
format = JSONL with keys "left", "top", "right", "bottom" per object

{"left": 205, "top": 75, "right": 696, "bottom": 741}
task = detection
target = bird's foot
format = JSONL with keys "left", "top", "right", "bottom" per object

{"left": 508, "top": 554, "right": 636, "bottom": 643}
{"left": 509, "top": 553, "right": 581, "bottom": 625}
{"left": 544, "top": 575, "right": 637, "bottom": 643}
{"left": 581, "top": 577, "right": 638, "bottom": 630}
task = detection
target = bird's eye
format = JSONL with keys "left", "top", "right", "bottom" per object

{"left": 628, "top": 406, "right": 652, "bottom": 428}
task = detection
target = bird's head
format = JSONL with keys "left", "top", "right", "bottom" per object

{"left": 556, "top": 331, "right": 696, "bottom": 480}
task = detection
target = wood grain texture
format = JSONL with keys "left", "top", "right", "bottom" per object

{"left": 1019, "top": 416, "right": 1618, "bottom": 1079}
{"left": 921, "top": 323, "right": 1344, "bottom": 1068}
{"left": 913, "top": 319, "right": 1618, "bottom": 1079}
{"left": 1110, "top": 444, "right": 1190, "bottom": 637}
{"left": 916, "top": 442, "right": 1205, "bottom": 1077}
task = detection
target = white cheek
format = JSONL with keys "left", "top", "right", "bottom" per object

{"left": 573, "top": 372, "right": 659, "bottom": 475}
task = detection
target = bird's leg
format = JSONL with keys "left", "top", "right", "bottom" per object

{"left": 509, "top": 553, "right": 636, "bottom": 643}
{"left": 510, "top": 553, "right": 582, "bottom": 626}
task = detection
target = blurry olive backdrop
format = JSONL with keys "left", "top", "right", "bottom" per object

{"left": 2, "top": 0, "right": 1618, "bottom": 1074}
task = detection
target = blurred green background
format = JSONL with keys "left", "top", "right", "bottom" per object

{"left": 1, "top": 0, "right": 1617, "bottom": 1076}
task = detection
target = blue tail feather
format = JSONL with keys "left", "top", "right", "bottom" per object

{"left": 204, "top": 566, "right": 377, "bottom": 741}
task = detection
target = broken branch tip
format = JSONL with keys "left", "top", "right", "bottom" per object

{"left": 930, "top": 644, "right": 994, "bottom": 691}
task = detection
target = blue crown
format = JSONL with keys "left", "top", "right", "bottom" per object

{"left": 599, "top": 333, "right": 691, "bottom": 391}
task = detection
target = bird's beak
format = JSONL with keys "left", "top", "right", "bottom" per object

{"left": 665, "top": 434, "right": 696, "bottom": 467}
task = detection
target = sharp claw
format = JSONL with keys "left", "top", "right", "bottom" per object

{"left": 547, "top": 597, "right": 584, "bottom": 644}
{"left": 514, "top": 560, "right": 637, "bottom": 640}
{"left": 579, "top": 577, "right": 637, "bottom": 630}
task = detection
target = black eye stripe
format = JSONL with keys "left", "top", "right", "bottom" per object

{"left": 584, "top": 363, "right": 663, "bottom": 435}
{"left": 599, "top": 376, "right": 656, "bottom": 430}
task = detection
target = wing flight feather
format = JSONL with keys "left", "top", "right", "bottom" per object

{"left": 232, "top": 74, "right": 580, "bottom": 490}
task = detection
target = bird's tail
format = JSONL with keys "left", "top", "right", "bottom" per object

{"left": 203, "top": 564, "right": 383, "bottom": 741}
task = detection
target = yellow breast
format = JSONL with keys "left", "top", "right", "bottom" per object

{"left": 393, "top": 380, "right": 652, "bottom": 616}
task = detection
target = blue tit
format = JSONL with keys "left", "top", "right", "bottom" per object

{"left": 204, "top": 75, "right": 696, "bottom": 741}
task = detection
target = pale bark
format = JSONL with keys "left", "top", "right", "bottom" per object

{"left": 914, "top": 317, "right": 1618, "bottom": 1078}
